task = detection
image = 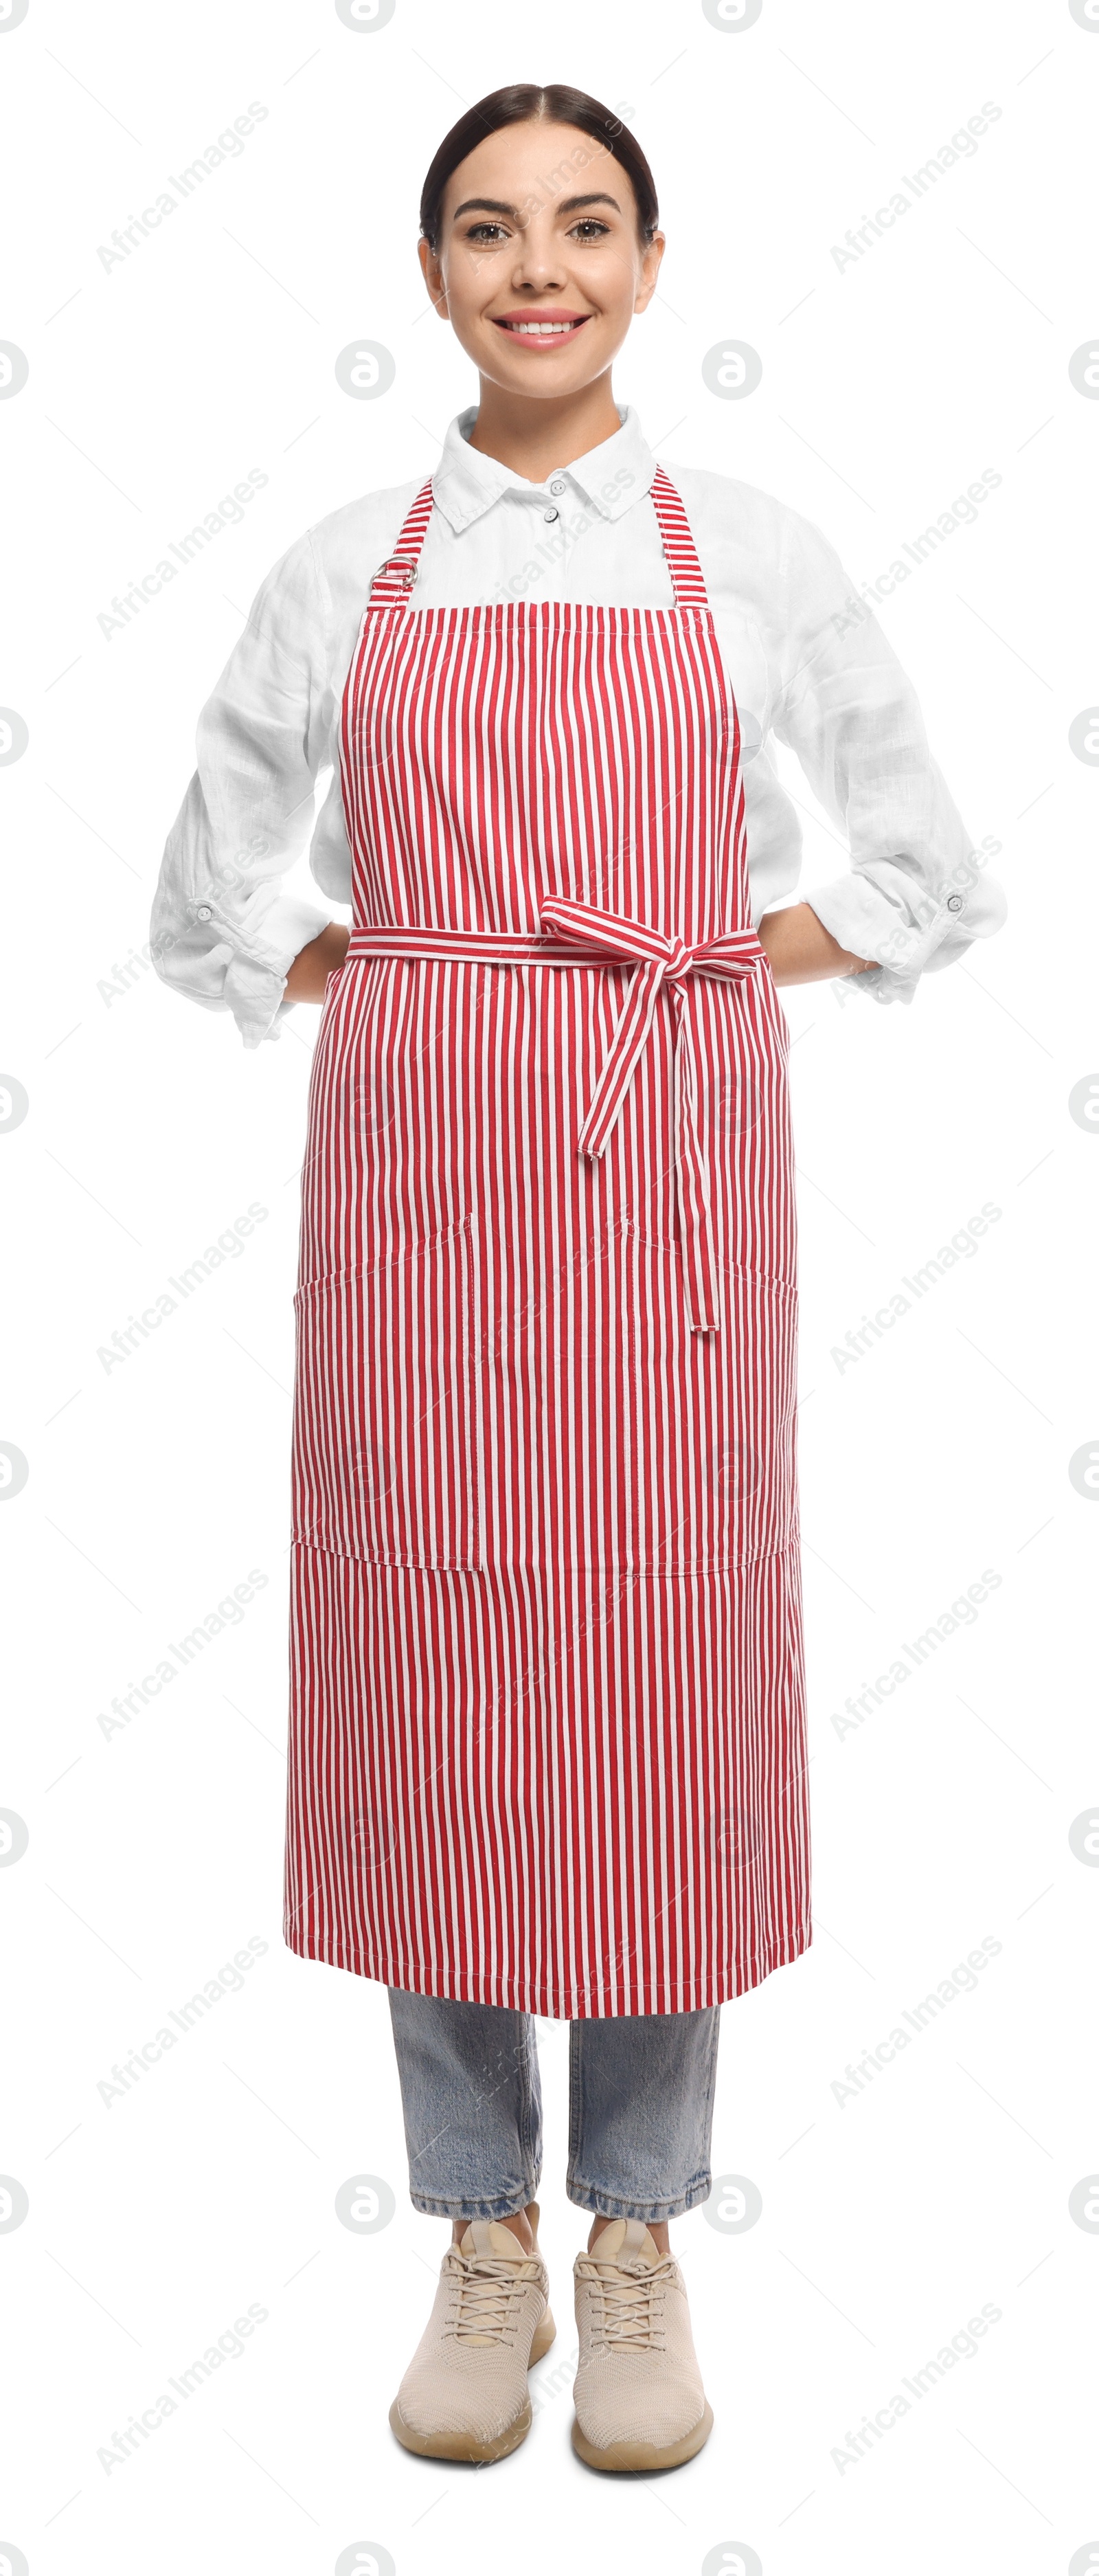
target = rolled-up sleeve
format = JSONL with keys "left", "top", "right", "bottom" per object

{"left": 150, "top": 530, "right": 333, "bottom": 1047}
{"left": 770, "top": 511, "right": 1006, "bottom": 1005}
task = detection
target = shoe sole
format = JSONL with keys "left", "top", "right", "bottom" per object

{"left": 389, "top": 2306, "right": 557, "bottom": 2463}
{"left": 570, "top": 2397, "right": 714, "bottom": 2474}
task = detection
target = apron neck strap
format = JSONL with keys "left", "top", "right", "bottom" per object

{"left": 365, "top": 466, "right": 712, "bottom": 611}
{"left": 366, "top": 480, "right": 434, "bottom": 605}
{"left": 648, "top": 467, "right": 710, "bottom": 609}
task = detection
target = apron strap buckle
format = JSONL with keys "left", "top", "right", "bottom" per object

{"left": 368, "top": 555, "right": 420, "bottom": 594}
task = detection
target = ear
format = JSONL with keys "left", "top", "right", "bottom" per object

{"left": 633, "top": 231, "right": 666, "bottom": 317}
{"left": 417, "top": 234, "right": 450, "bottom": 320}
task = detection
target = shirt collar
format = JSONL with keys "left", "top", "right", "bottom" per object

{"left": 429, "top": 402, "right": 657, "bottom": 533}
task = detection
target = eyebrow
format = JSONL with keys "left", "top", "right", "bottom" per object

{"left": 449, "top": 192, "right": 624, "bottom": 223}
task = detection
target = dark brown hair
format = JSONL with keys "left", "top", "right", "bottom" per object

{"left": 419, "top": 83, "right": 659, "bottom": 257}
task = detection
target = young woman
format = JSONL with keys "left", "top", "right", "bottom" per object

{"left": 152, "top": 84, "right": 1005, "bottom": 2474}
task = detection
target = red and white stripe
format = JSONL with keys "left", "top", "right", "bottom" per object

{"left": 284, "top": 467, "right": 811, "bottom": 2017}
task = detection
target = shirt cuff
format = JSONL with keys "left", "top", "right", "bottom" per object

{"left": 231, "top": 893, "right": 335, "bottom": 1045}
{"left": 805, "top": 871, "right": 1000, "bottom": 1009}
{"left": 152, "top": 894, "right": 331, "bottom": 1048}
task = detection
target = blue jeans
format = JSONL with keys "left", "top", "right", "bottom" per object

{"left": 386, "top": 1990, "right": 721, "bottom": 2224}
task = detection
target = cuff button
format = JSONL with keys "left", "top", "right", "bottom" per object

{"left": 196, "top": 905, "right": 213, "bottom": 921}
{"left": 946, "top": 894, "right": 964, "bottom": 912}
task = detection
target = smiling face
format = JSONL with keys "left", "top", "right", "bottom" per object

{"left": 419, "top": 120, "right": 664, "bottom": 401}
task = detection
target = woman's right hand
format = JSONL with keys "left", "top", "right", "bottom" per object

{"left": 283, "top": 921, "right": 351, "bottom": 1005}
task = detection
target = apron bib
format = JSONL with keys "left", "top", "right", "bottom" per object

{"left": 284, "top": 469, "right": 811, "bottom": 2015}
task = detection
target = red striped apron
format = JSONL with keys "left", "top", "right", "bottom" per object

{"left": 284, "top": 467, "right": 811, "bottom": 2016}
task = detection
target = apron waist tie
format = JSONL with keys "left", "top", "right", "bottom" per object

{"left": 345, "top": 901, "right": 769, "bottom": 1332}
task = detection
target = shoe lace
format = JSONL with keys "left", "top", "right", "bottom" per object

{"left": 445, "top": 2246, "right": 527, "bottom": 2345}
{"left": 586, "top": 2250, "right": 675, "bottom": 2352}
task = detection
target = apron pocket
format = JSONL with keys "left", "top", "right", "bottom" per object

{"left": 292, "top": 1213, "right": 481, "bottom": 1571}
{"left": 706, "top": 1264, "right": 799, "bottom": 1567}
{"left": 630, "top": 1255, "right": 800, "bottom": 1572}
{"left": 473, "top": 1216, "right": 639, "bottom": 1575}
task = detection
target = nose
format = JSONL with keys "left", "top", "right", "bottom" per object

{"left": 508, "top": 219, "right": 566, "bottom": 295}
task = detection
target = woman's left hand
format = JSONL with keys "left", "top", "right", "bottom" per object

{"left": 758, "top": 901, "right": 876, "bottom": 987}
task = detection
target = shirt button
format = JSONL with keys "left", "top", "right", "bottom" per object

{"left": 550, "top": 479, "right": 566, "bottom": 495}
{"left": 196, "top": 905, "right": 213, "bottom": 921}
{"left": 946, "top": 894, "right": 964, "bottom": 912}
{"left": 543, "top": 507, "right": 559, "bottom": 523}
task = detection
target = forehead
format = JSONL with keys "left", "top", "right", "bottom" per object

{"left": 441, "top": 120, "right": 632, "bottom": 222}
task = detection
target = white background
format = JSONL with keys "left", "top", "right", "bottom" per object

{"left": 1, "top": 2, "right": 1094, "bottom": 2571}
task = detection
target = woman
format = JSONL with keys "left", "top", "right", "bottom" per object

{"left": 152, "top": 84, "right": 1005, "bottom": 2474}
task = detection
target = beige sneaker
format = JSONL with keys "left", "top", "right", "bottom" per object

{"left": 571, "top": 2217, "right": 714, "bottom": 2472}
{"left": 389, "top": 2204, "right": 556, "bottom": 2463}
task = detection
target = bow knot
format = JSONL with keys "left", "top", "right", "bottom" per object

{"left": 662, "top": 932, "right": 694, "bottom": 982}
{"left": 537, "top": 895, "right": 767, "bottom": 1330}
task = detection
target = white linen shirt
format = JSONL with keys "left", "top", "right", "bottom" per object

{"left": 150, "top": 403, "right": 1006, "bottom": 1048}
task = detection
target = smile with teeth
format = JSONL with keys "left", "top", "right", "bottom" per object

{"left": 495, "top": 317, "right": 590, "bottom": 337}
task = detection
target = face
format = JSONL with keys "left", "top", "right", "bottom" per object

{"left": 419, "top": 120, "right": 664, "bottom": 397}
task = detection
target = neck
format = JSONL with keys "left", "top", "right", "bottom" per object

{"left": 466, "top": 372, "right": 622, "bottom": 482}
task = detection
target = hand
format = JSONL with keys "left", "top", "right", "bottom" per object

{"left": 282, "top": 920, "right": 351, "bottom": 1005}
{"left": 758, "top": 901, "right": 876, "bottom": 987}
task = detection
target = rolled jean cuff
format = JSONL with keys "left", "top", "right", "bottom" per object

{"left": 565, "top": 2170, "right": 713, "bottom": 2224}
{"left": 408, "top": 2184, "right": 540, "bottom": 2222}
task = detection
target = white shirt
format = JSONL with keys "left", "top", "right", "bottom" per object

{"left": 150, "top": 403, "right": 1006, "bottom": 1049}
